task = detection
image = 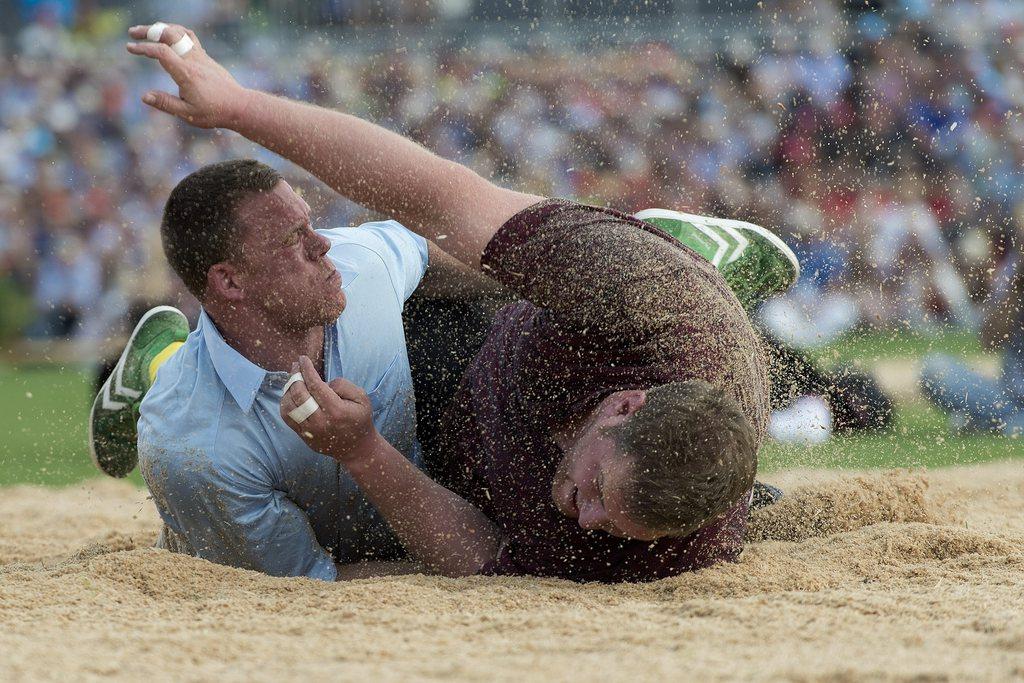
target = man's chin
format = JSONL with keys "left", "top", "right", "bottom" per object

{"left": 329, "top": 290, "right": 347, "bottom": 319}
{"left": 314, "top": 291, "right": 346, "bottom": 326}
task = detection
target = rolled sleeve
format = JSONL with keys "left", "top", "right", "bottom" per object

{"left": 139, "top": 437, "right": 337, "bottom": 581}
{"left": 478, "top": 495, "right": 748, "bottom": 582}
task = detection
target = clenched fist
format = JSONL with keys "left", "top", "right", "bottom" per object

{"left": 127, "top": 22, "right": 251, "bottom": 129}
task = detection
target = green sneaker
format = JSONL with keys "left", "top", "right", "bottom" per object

{"left": 88, "top": 305, "right": 189, "bottom": 478}
{"left": 635, "top": 208, "right": 800, "bottom": 311}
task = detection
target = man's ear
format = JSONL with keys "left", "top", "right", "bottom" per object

{"left": 207, "top": 262, "right": 244, "bottom": 302}
{"left": 597, "top": 389, "right": 647, "bottom": 427}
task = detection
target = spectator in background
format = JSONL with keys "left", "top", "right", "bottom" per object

{"left": 920, "top": 219, "right": 1024, "bottom": 436}
{"left": 2, "top": 0, "right": 1022, "bottom": 355}
{"left": 865, "top": 173, "right": 976, "bottom": 329}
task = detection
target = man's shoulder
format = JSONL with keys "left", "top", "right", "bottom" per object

{"left": 318, "top": 220, "right": 418, "bottom": 260}
{"left": 137, "top": 336, "right": 262, "bottom": 472}
{"left": 317, "top": 223, "right": 399, "bottom": 290}
{"left": 139, "top": 334, "right": 215, "bottom": 434}
{"left": 318, "top": 219, "right": 411, "bottom": 240}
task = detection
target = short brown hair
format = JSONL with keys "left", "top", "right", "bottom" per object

{"left": 615, "top": 380, "right": 757, "bottom": 537}
{"left": 161, "top": 159, "right": 282, "bottom": 298}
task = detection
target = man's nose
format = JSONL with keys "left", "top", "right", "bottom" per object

{"left": 576, "top": 502, "right": 607, "bottom": 531}
{"left": 308, "top": 230, "right": 330, "bottom": 259}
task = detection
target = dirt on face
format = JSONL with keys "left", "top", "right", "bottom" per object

{"left": 2, "top": 463, "right": 1023, "bottom": 681}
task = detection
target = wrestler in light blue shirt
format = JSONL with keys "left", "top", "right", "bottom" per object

{"left": 138, "top": 221, "right": 428, "bottom": 581}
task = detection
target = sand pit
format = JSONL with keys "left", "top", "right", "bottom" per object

{"left": 2, "top": 463, "right": 1023, "bottom": 681}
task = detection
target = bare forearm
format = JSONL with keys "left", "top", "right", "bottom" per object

{"left": 126, "top": 25, "right": 540, "bottom": 269}
{"left": 344, "top": 434, "right": 501, "bottom": 577}
{"left": 278, "top": 357, "right": 498, "bottom": 576}
{"left": 231, "top": 91, "right": 462, "bottom": 231}
{"left": 230, "top": 90, "right": 537, "bottom": 268}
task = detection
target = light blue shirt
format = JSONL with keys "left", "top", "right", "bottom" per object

{"left": 138, "top": 221, "right": 428, "bottom": 581}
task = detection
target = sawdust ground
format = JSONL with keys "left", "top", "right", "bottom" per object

{"left": 2, "top": 462, "right": 1023, "bottom": 682}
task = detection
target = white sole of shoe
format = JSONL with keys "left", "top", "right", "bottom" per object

{"left": 634, "top": 208, "right": 802, "bottom": 283}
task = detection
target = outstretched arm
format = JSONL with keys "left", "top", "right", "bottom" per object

{"left": 126, "top": 23, "right": 542, "bottom": 269}
{"left": 231, "top": 88, "right": 541, "bottom": 270}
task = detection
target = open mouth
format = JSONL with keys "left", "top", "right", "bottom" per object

{"left": 570, "top": 487, "right": 580, "bottom": 517}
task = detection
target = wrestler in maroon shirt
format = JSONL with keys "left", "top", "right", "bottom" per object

{"left": 429, "top": 199, "right": 766, "bottom": 581}
{"left": 130, "top": 22, "right": 769, "bottom": 582}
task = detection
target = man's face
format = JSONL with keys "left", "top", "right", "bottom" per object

{"left": 550, "top": 421, "right": 662, "bottom": 542}
{"left": 231, "top": 180, "right": 345, "bottom": 331}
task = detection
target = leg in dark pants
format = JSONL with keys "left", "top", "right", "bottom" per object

{"left": 402, "top": 295, "right": 505, "bottom": 473}
{"left": 758, "top": 324, "right": 894, "bottom": 434}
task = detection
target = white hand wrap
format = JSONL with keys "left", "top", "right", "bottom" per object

{"left": 289, "top": 396, "right": 321, "bottom": 424}
{"left": 282, "top": 372, "right": 304, "bottom": 396}
{"left": 147, "top": 22, "right": 168, "bottom": 42}
{"left": 283, "top": 373, "right": 321, "bottom": 424}
{"left": 146, "top": 22, "right": 194, "bottom": 56}
{"left": 171, "top": 34, "right": 194, "bottom": 56}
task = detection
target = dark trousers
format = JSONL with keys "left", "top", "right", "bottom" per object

{"left": 401, "top": 295, "right": 505, "bottom": 473}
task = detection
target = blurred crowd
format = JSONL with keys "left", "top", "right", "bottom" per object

{"left": 1, "top": 0, "right": 1023, "bottom": 353}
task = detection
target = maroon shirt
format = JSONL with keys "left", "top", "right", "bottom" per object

{"left": 435, "top": 199, "right": 769, "bottom": 582}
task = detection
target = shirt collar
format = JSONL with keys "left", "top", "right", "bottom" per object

{"left": 198, "top": 309, "right": 271, "bottom": 414}
{"left": 196, "top": 262, "right": 358, "bottom": 413}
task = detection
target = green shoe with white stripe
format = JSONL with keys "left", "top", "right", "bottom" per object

{"left": 635, "top": 208, "right": 800, "bottom": 311}
{"left": 88, "top": 305, "right": 189, "bottom": 478}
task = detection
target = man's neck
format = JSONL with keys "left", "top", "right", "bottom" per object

{"left": 208, "top": 305, "right": 325, "bottom": 374}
